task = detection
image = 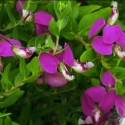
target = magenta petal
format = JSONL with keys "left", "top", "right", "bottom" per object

{"left": 34, "top": 11, "right": 53, "bottom": 25}
{"left": 92, "top": 36, "right": 113, "bottom": 55}
{"left": 39, "top": 52, "right": 59, "bottom": 74}
{"left": 102, "top": 24, "right": 122, "bottom": 44}
{"left": 7, "top": 38, "right": 21, "bottom": 46}
{"left": 16, "top": 0, "right": 25, "bottom": 14}
{"left": 99, "top": 91, "right": 116, "bottom": 113}
{"left": 116, "top": 31, "right": 125, "bottom": 48}
{"left": 88, "top": 18, "right": 105, "bottom": 39}
{"left": 55, "top": 52, "right": 64, "bottom": 62}
{"left": 85, "top": 86, "right": 106, "bottom": 102}
{"left": 115, "top": 95, "right": 125, "bottom": 116}
{"left": 63, "top": 43, "right": 74, "bottom": 66}
{"left": 101, "top": 71, "right": 115, "bottom": 86}
{"left": 44, "top": 72, "right": 68, "bottom": 87}
{"left": 36, "top": 24, "right": 48, "bottom": 36}
{"left": 98, "top": 112, "right": 111, "bottom": 125}
{"left": 82, "top": 93, "right": 95, "bottom": 116}
{"left": 0, "top": 42, "right": 14, "bottom": 57}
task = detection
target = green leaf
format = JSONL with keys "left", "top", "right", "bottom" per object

{"left": 60, "top": 1, "right": 72, "bottom": 19}
{"left": 91, "top": 78, "right": 100, "bottom": 86}
{"left": 0, "top": 118, "right": 4, "bottom": 125}
{"left": 70, "top": 3, "right": 79, "bottom": 20}
{"left": 35, "top": 34, "right": 47, "bottom": 48}
{"left": 112, "top": 67, "right": 125, "bottom": 80}
{"left": 19, "top": 58, "right": 30, "bottom": 79}
{"left": 19, "top": 30, "right": 32, "bottom": 42}
{"left": 4, "top": 116, "right": 12, "bottom": 125}
{"left": 47, "top": 35, "right": 55, "bottom": 50}
{"left": 18, "top": 103, "right": 31, "bottom": 125}
{"left": 5, "top": 3, "right": 16, "bottom": 24}
{"left": 57, "top": 17, "right": 69, "bottom": 31}
{"left": 61, "top": 19, "right": 78, "bottom": 40}
{"left": 115, "top": 81, "right": 125, "bottom": 95}
{"left": 27, "top": 36, "right": 37, "bottom": 47}
{"left": 14, "top": 73, "right": 23, "bottom": 85}
{"left": 12, "top": 122, "right": 20, "bottom": 125}
{"left": 80, "top": 48, "right": 97, "bottom": 62}
{"left": 28, "top": 57, "right": 40, "bottom": 74}
{"left": 49, "top": 19, "right": 59, "bottom": 37}
{"left": 23, "top": 74, "right": 38, "bottom": 83}
{"left": 78, "top": 5, "right": 101, "bottom": 19}
{"left": 78, "top": 7, "right": 111, "bottom": 36}
{"left": 82, "top": 67, "right": 98, "bottom": 77}
{"left": 13, "top": 26, "right": 18, "bottom": 39}
{"left": 0, "top": 113, "right": 11, "bottom": 118}
{"left": 0, "top": 89, "right": 24, "bottom": 108}
{"left": 23, "top": 1, "right": 37, "bottom": 12}
{"left": 0, "top": 64, "right": 12, "bottom": 90}
{"left": 101, "top": 60, "right": 111, "bottom": 69}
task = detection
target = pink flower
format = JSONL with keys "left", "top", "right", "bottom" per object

{"left": 16, "top": 0, "right": 53, "bottom": 36}
{"left": 82, "top": 70, "right": 125, "bottom": 125}
{"left": 0, "top": 34, "right": 36, "bottom": 59}
{"left": 88, "top": 1, "right": 125, "bottom": 55}
{"left": 39, "top": 43, "right": 94, "bottom": 87}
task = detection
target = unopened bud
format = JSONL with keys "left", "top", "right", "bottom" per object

{"left": 108, "top": 1, "right": 119, "bottom": 25}
{"left": 22, "top": 9, "right": 33, "bottom": 22}
{"left": 13, "top": 45, "right": 36, "bottom": 59}
{"left": 72, "top": 60, "right": 94, "bottom": 73}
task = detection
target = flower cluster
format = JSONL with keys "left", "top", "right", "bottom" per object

{"left": 16, "top": 0, "right": 53, "bottom": 36}
{"left": 39, "top": 43, "right": 94, "bottom": 87}
{"left": 81, "top": 71, "right": 125, "bottom": 125}
{"left": 79, "top": 1, "right": 125, "bottom": 125}
{"left": 88, "top": 1, "right": 125, "bottom": 59}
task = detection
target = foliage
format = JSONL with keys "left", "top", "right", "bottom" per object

{"left": 0, "top": 0, "right": 125, "bottom": 125}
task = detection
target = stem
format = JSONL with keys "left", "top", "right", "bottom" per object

{"left": 116, "top": 59, "right": 121, "bottom": 67}
{"left": 34, "top": 83, "right": 76, "bottom": 95}
{"left": 77, "top": 36, "right": 87, "bottom": 46}
{"left": 0, "top": 21, "right": 21, "bottom": 32}
{"left": 53, "top": 36, "right": 59, "bottom": 55}
{"left": 0, "top": 82, "right": 24, "bottom": 98}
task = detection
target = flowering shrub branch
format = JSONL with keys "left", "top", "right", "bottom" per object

{"left": 0, "top": 0, "right": 125, "bottom": 125}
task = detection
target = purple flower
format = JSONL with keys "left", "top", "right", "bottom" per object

{"left": 16, "top": 0, "right": 53, "bottom": 36}
{"left": 12, "top": 46, "right": 36, "bottom": 59}
{"left": 82, "top": 70, "right": 125, "bottom": 124}
{"left": 39, "top": 43, "right": 94, "bottom": 85}
{"left": 39, "top": 43, "right": 75, "bottom": 82}
{"left": 39, "top": 52, "right": 59, "bottom": 74}
{"left": 88, "top": 1, "right": 125, "bottom": 55}
{"left": 0, "top": 34, "right": 21, "bottom": 57}
{"left": 0, "top": 34, "right": 36, "bottom": 59}
{"left": 16, "top": 0, "right": 26, "bottom": 14}
{"left": 100, "top": 71, "right": 125, "bottom": 116}
{"left": 43, "top": 72, "right": 68, "bottom": 87}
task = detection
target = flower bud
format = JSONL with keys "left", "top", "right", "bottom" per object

{"left": 72, "top": 60, "right": 94, "bottom": 73}
{"left": 114, "top": 45, "right": 125, "bottom": 59}
{"left": 22, "top": 9, "right": 33, "bottom": 22}
{"left": 108, "top": 1, "right": 119, "bottom": 25}
{"left": 13, "top": 45, "right": 36, "bottom": 59}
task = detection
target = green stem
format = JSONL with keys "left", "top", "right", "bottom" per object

{"left": 34, "top": 83, "right": 76, "bottom": 95}
{"left": 53, "top": 36, "right": 59, "bottom": 55}
{"left": 0, "top": 21, "right": 21, "bottom": 31}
